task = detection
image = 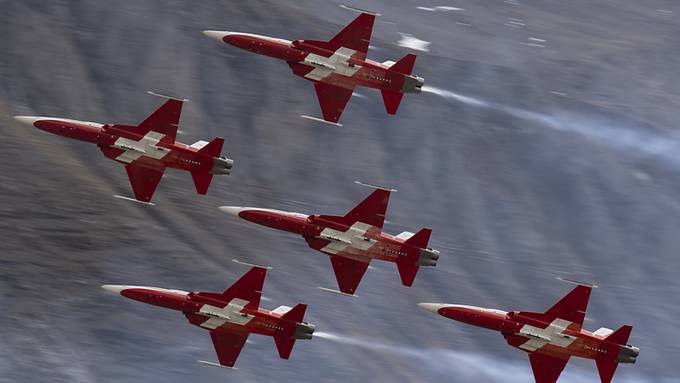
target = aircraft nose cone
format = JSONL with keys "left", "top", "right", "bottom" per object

{"left": 101, "top": 285, "right": 128, "bottom": 295}
{"left": 417, "top": 303, "right": 448, "bottom": 314}
{"left": 218, "top": 206, "right": 248, "bottom": 218}
{"left": 13, "top": 116, "right": 41, "bottom": 127}
{"left": 203, "top": 30, "right": 232, "bottom": 43}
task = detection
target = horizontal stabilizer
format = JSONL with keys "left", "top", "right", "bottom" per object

{"left": 381, "top": 90, "right": 404, "bottom": 115}
{"left": 191, "top": 170, "right": 213, "bottom": 195}
{"left": 190, "top": 140, "right": 210, "bottom": 149}
{"left": 593, "top": 327, "right": 615, "bottom": 338}
{"left": 395, "top": 258, "right": 419, "bottom": 287}
{"left": 397, "top": 228, "right": 433, "bottom": 286}
{"left": 271, "top": 305, "right": 293, "bottom": 316}
{"left": 396, "top": 231, "right": 415, "bottom": 240}
{"left": 273, "top": 333, "right": 296, "bottom": 360}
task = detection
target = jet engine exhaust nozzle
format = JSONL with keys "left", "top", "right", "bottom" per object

{"left": 294, "top": 322, "right": 316, "bottom": 340}
{"left": 419, "top": 248, "right": 440, "bottom": 267}
{"left": 211, "top": 156, "right": 234, "bottom": 175}
{"left": 402, "top": 75, "right": 424, "bottom": 94}
{"left": 616, "top": 345, "right": 640, "bottom": 364}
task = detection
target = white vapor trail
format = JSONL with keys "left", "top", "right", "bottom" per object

{"left": 422, "top": 85, "right": 680, "bottom": 167}
{"left": 314, "top": 331, "right": 655, "bottom": 383}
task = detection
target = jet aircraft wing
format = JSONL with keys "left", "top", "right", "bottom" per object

{"left": 124, "top": 163, "right": 165, "bottom": 203}
{"left": 518, "top": 285, "right": 592, "bottom": 332}
{"left": 209, "top": 326, "right": 250, "bottom": 368}
{"left": 528, "top": 352, "right": 569, "bottom": 383}
{"left": 109, "top": 98, "right": 182, "bottom": 144}
{"left": 329, "top": 255, "right": 370, "bottom": 295}
{"left": 313, "top": 82, "right": 354, "bottom": 123}
{"left": 327, "top": 12, "right": 374, "bottom": 61}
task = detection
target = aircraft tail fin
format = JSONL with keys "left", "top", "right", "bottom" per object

{"left": 389, "top": 53, "right": 417, "bottom": 76}
{"left": 196, "top": 137, "right": 224, "bottom": 158}
{"left": 380, "top": 54, "right": 417, "bottom": 114}
{"left": 595, "top": 324, "right": 638, "bottom": 383}
{"left": 273, "top": 304, "right": 308, "bottom": 359}
{"left": 395, "top": 228, "right": 432, "bottom": 287}
{"left": 403, "top": 227, "right": 431, "bottom": 248}
{"left": 604, "top": 325, "right": 633, "bottom": 346}
{"left": 281, "top": 303, "right": 307, "bottom": 323}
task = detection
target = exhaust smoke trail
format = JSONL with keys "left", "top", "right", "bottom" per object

{"left": 315, "top": 331, "right": 651, "bottom": 383}
{"left": 422, "top": 85, "right": 680, "bottom": 167}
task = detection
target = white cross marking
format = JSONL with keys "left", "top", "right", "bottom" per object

{"left": 518, "top": 319, "right": 578, "bottom": 351}
{"left": 318, "top": 222, "right": 378, "bottom": 254}
{"left": 198, "top": 298, "right": 254, "bottom": 330}
{"left": 112, "top": 131, "right": 171, "bottom": 163}
{"left": 304, "top": 47, "right": 362, "bottom": 81}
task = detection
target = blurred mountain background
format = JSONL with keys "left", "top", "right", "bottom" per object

{"left": 1, "top": 0, "right": 679, "bottom": 382}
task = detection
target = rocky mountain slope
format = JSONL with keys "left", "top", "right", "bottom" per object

{"left": 1, "top": 0, "right": 679, "bottom": 382}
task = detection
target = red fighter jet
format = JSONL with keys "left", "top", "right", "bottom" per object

{"left": 203, "top": 8, "right": 424, "bottom": 126}
{"left": 219, "top": 183, "right": 440, "bottom": 296}
{"left": 14, "top": 93, "right": 233, "bottom": 203}
{"left": 418, "top": 281, "right": 640, "bottom": 383}
{"left": 102, "top": 266, "right": 315, "bottom": 368}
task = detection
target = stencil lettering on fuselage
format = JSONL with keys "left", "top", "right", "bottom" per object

{"left": 198, "top": 298, "right": 253, "bottom": 330}
{"left": 319, "top": 222, "right": 378, "bottom": 255}
{"left": 112, "top": 131, "right": 171, "bottom": 164}
{"left": 518, "top": 319, "right": 577, "bottom": 352}
{"left": 303, "top": 47, "right": 362, "bottom": 81}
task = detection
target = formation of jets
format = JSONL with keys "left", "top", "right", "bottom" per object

{"left": 14, "top": 5, "right": 639, "bottom": 382}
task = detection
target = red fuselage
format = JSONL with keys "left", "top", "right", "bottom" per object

{"left": 423, "top": 304, "right": 638, "bottom": 363}
{"left": 25, "top": 117, "right": 230, "bottom": 175}
{"left": 226, "top": 207, "right": 428, "bottom": 264}
{"left": 214, "top": 33, "right": 423, "bottom": 93}
{"left": 114, "top": 286, "right": 303, "bottom": 339}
